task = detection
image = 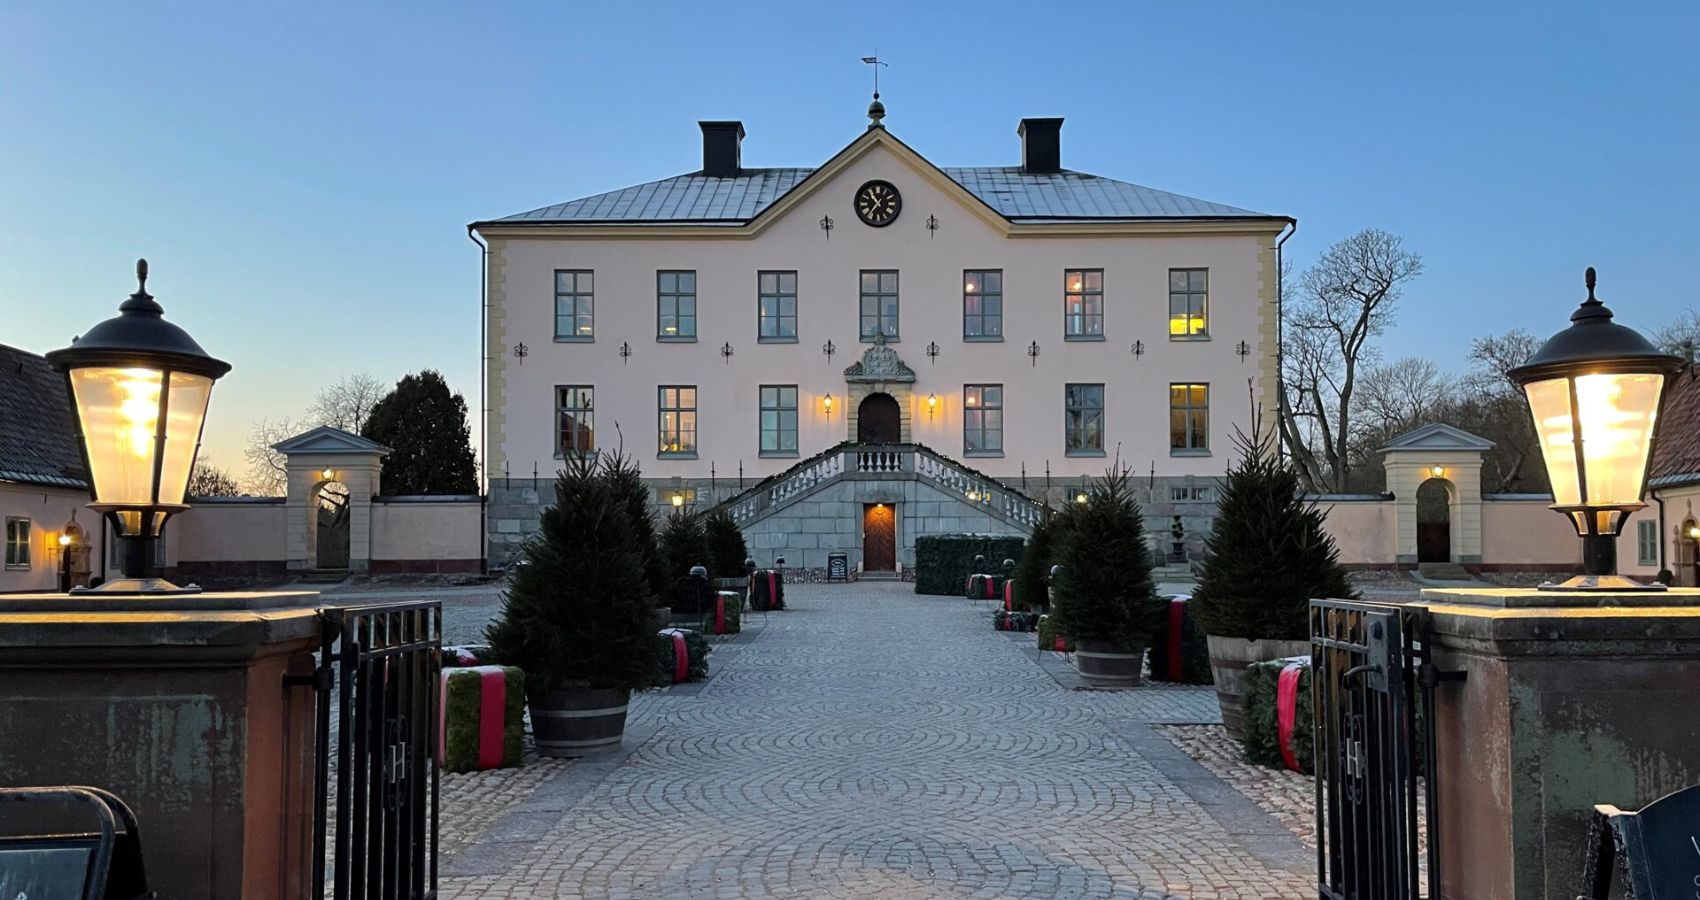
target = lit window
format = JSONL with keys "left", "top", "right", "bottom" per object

{"left": 964, "top": 384, "right": 1003, "bottom": 455}
{"left": 554, "top": 270, "right": 594, "bottom": 340}
{"left": 1065, "top": 384, "right": 1104, "bottom": 454}
{"left": 1638, "top": 519, "right": 1659, "bottom": 567}
{"left": 658, "top": 386, "right": 698, "bottom": 456}
{"left": 759, "top": 271, "right": 798, "bottom": 341}
{"left": 859, "top": 270, "right": 899, "bottom": 341}
{"left": 760, "top": 385, "right": 799, "bottom": 456}
{"left": 963, "top": 271, "right": 1003, "bottom": 339}
{"left": 657, "top": 271, "right": 697, "bottom": 340}
{"left": 1170, "top": 383, "right": 1210, "bottom": 453}
{"left": 1169, "top": 269, "right": 1209, "bottom": 338}
{"left": 4, "top": 518, "right": 29, "bottom": 569}
{"left": 556, "top": 386, "right": 594, "bottom": 457}
{"left": 1064, "top": 269, "right": 1103, "bottom": 339}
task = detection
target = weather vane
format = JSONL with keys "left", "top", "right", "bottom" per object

{"left": 860, "top": 52, "right": 887, "bottom": 98}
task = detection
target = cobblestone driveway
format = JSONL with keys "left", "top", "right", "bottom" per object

{"left": 438, "top": 582, "right": 1310, "bottom": 899}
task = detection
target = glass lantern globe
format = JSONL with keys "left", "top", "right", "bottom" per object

{"left": 45, "top": 260, "right": 231, "bottom": 594}
{"left": 1508, "top": 268, "right": 1682, "bottom": 591}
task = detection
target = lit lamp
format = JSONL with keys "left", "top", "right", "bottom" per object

{"left": 671, "top": 493, "right": 685, "bottom": 509}
{"left": 822, "top": 394, "right": 835, "bottom": 419}
{"left": 46, "top": 260, "right": 230, "bottom": 594}
{"left": 1075, "top": 492, "right": 1089, "bottom": 504}
{"left": 1689, "top": 523, "right": 1700, "bottom": 541}
{"left": 926, "top": 393, "right": 938, "bottom": 420}
{"left": 1508, "top": 267, "right": 1682, "bottom": 591}
{"left": 1429, "top": 465, "right": 1446, "bottom": 479}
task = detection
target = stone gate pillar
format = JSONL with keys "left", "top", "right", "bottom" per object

{"left": 1378, "top": 424, "right": 1494, "bottom": 565}
{"left": 271, "top": 426, "right": 390, "bottom": 573}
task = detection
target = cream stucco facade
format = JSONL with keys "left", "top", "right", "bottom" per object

{"left": 473, "top": 117, "right": 1289, "bottom": 570}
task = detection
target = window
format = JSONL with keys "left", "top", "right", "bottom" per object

{"left": 657, "top": 270, "right": 696, "bottom": 340}
{"left": 658, "top": 386, "right": 697, "bottom": 456}
{"left": 554, "top": 270, "right": 594, "bottom": 340}
{"left": 1064, "top": 269, "right": 1104, "bottom": 339}
{"left": 1170, "top": 268, "right": 1209, "bottom": 338}
{"left": 964, "top": 385, "right": 1004, "bottom": 455}
{"left": 556, "top": 386, "right": 594, "bottom": 457}
{"left": 759, "top": 271, "right": 798, "bottom": 342}
{"left": 4, "top": 518, "right": 29, "bottom": 569}
{"left": 760, "top": 385, "right": 799, "bottom": 456}
{"left": 963, "top": 270, "right": 1003, "bottom": 340}
{"left": 1064, "top": 384, "right": 1104, "bottom": 454}
{"left": 859, "top": 270, "right": 899, "bottom": 341}
{"left": 1170, "top": 485, "right": 1214, "bottom": 502}
{"left": 1638, "top": 519, "right": 1659, "bottom": 567}
{"left": 1170, "top": 383, "right": 1210, "bottom": 453}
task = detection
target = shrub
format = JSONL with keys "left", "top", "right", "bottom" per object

{"left": 914, "top": 534, "right": 1026, "bottom": 595}
{"left": 604, "top": 454, "right": 668, "bottom": 606}
{"left": 1037, "top": 614, "right": 1073, "bottom": 652}
{"left": 1241, "top": 658, "right": 1314, "bottom": 773}
{"left": 1189, "top": 429, "right": 1356, "bottom": 641}
{"left": 1146, "top": 598, "right": 1214, "bottom": 684}
{"left": 440, "top": 665, "right": 524, "bottom": 772}
{"left": 654, "top": 628, "right": 711, "bottom": 685}
{"left": 658, "top": 511, "right": 712, "bottom": 607}
{"left": 1051, "top": 466, "right": 1164, "bottom": 649}
{"left": 486, "top": 453, "right": 659, "bottom": 694}
{"left": 749, "top": 569, "right": 785, "bottom": 611}
{"left": 704, "top": 509, "right": 751, "bottom": 578}
{"left": 1011, "top": 506, "right": 1075, "bottom": 610}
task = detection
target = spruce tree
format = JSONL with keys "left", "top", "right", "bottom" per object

{"left": 360, "top": 370, "right": 477, "bottom": 495}
{"left": 1051, "top": 467, "right": 1164, "bottom": 648}
{"left": 1011, "top": 504, "right": 1075, "bottom": 610}
{"left": 603, "top": 453, "right": 666, "bottom": 606}
{"left": 658, "top": 510, "right": 712, "bottom": 608}
{"left": 485, "top": 453, "right": 657, "bottom": 693}
{"left": 703, "top": 509, "right": 751, "bottom": 578}
{"left": 1189, "top": 429, "right": 1357, "bottom": 641}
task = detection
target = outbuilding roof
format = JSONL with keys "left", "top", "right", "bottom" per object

{"left": 0, "top": 344, "right": 87, "bottom": 490}
{"left": 487, "top": 166, "right": 1271, "bottom": 225}
{"left": 1649, "top": 365, "right": 1700, "bottom": 489}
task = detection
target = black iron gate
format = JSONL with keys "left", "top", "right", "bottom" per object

{"left": 1311, "top": 599, "right": 1444, "bottom": 900}
{"left": 307, "top": 600, "right": 442, "bottom": 900}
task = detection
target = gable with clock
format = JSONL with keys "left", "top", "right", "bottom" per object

{"left": 854, "top": 179, "right": 901, "bottom": 227}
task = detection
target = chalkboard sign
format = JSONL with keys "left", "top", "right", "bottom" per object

{"left": 827, "top": 552, "right": 849, "bottom": 583}
{"left": 0, "top": 841, "right": 99, "bottom": 900}
{"left": 1581, "top": 784, "right": 1700, "bottom": 899}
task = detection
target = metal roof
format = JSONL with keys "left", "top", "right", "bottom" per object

{"left": 0, "top": 344, "right": 87, "bottom": 491}
{"left": 489, "top": 166, "right": 1272, "bottom": 225}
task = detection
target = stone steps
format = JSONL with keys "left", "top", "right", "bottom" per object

{"left": 1417, "top": 562, "right": 1475, "bottom": 582}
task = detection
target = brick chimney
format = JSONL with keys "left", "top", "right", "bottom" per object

{"left": 699, "top": 121, "right": 745, "bottom": 177}
{"left": 1017, "top": 118, "right": 1064, "bottom": 174}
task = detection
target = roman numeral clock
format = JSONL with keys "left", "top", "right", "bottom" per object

{"left": 854, "top": 180, "right": 901, "bottom": 227}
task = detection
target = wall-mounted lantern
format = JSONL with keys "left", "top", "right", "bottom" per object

{"left": 822, "top": 394, "right": 835, "bottom": 419}
{"left": 671, "top": 493, "right": 685, "bottom": 509}
{"left": 46, "top": 260, "right": 231, "bottom": 594}
{"left": 1429, "top": 465, "right": 1446, "bottom": 480}
{"left": 926, "top": 393, "right": 938, "bottom": 420}
{"left": 1508, "top": 267, "right": 1683, "bottom": 591}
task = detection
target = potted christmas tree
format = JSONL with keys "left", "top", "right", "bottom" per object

{"left": 486, "top": 453, "right": 659, "bottom": 756}
{"left": 604, "top": 453, "right": 669, "bottom": 627}
{"left": 1051, "top": 466, "right": 1165, "bottom": 688}
{"left": 703, "top": 508, "right": 751, "bottom": 591}
{"left": 1189, "top": 428, "right": 1355, "bottom": 739}
{"left": 658, "top": 510, "right": 712, "bottom": 611}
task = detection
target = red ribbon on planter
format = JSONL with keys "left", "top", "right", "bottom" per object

{"left": 1003, "top": 580, "right": 1015, "bottom": 611}
{"left": 437, "top": 669, "right": 450, "bottom": 765}
{"left": 767, "top": 570, "right": 778, "bottom": 608}
{"left": 661, "top": 628, "right": 689, "bottom": 683}
{"left": 1166, "top": 599, "right": 1186, "bottom": 681}
{"left": 715, "top": 593, "right": 726, "bottom": 634}
{"left": 1053, "top": 636, "right": 1067, "bottom": 652}
{"left": 1276, "top": 662, "right": 1305, "bottom": 773}
{"left": 475, "top": 666, "right": 507, "bottom": 770}
{"left": 985, "top": 577, "right": 997, "bottom": 600}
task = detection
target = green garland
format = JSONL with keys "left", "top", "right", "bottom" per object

{"left": 1241, "top": 659, "right": 1314, "bottom": 773}
{"left": 441, "top": 667, "right": 525, "bottom": 773}
{"left": 914, "top": 534, "right": 1025, "bottom": 596}
{"left": 653, "top": 629, "right": 711, "bottom": 685}
{"left": 1146, "top": 601, "right": 1214, "bottom": 684}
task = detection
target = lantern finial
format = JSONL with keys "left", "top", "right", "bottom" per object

{"left": 1584, "top": 266, "right": 1596, "bottom": 299}
{"left": 119, "top": 258, "right": 165, "bottom": 316}
{"left": 136, "top": 258, "right": 148, "bottom": 294}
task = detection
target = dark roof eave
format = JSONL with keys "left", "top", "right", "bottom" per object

{"left": 472, "top": 213, "right": 1293, "bottom": 229}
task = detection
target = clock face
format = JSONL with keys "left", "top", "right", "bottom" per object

{"left": 854, "top": 180, "right": 902, "bottom": 227}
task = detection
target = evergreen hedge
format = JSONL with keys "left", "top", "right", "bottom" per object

{"left": 913, "top": 534, "right": 1025, "bottom": 595}
{"left": 1146, "top": 598, "right": 1214, "bottom": 684}
{"left": 486, "top": 453, "right": 658, "bottom": 694}
{"left": 704, "top": 510, "right": 751, "bottom": 579}
{"left": 653, "top": 629, "right": 711, "bottom": 685}
{"left": 1189, "top": 429, "right": 1356, "bottom": 641}
{"left": 440, "top": 666, "right": 525, "bottom": 773}
{"left": 1050, "top": 467, "right": 1165, "bottom": 649}
{"left": 1242, "top": 658, "right": 1315, "bottom": 773}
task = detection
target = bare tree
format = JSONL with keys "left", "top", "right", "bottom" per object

{"left": 187, "top": 459, "right": 243, "bottom": 497}
{"left": 243, "top": 417, "right": 299, "bottom": 496}
{"left": 308, "top": 373, "right": 387, "bottom": 434}
{"left": 1357, "top": 357, "right": 1456, "bottom": 437}
{"left": 1281, "top": 229, "right": 1424, "bottom": 492}
{"left": 1456, "top": 329, "right": 1548, "bottom": 493}
{"left": 1651, "top": 308, "right": 1700, "bottom": 360}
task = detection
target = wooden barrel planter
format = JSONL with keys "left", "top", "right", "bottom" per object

{"left": 652, "top": 606, "right": 673, "bottom": 631}
{"left": 1075, "top": 641, "right": 1144, "bottom": 689}
{"left": 529, "top": 687, "right": 631, "bottom": 757}
{"left": 1204, "top": 636, "right": 1310, "bottom": 741}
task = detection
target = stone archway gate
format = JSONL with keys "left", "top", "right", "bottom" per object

{"left": 271, "top": 426, "right": 390, "bottom": 574}
{"left": 1378, "top": 423, "right": 1494, "bottom": 566}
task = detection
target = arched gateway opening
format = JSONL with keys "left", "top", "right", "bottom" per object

{"left": 1416, "top": 479, "right": 1452, "bottom": 563}
{"left": 857, "top": 392, "right": 901, "bottom": 444}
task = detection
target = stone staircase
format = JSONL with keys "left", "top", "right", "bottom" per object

{"left": 1416, "top": 562, "right": 1475, "bottom": 582}
{"left": 715, "top": 441, "right": 1045, "bottom": 533}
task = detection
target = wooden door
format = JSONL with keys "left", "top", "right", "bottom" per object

{"left": 1417, "top": 523, "right": 1450, "bottom": 563}
{"left": 863, "top": 503, "right": 895, "bottom": 571}
{"left": 857, "top": 393, "right": 901, "bottom": 444}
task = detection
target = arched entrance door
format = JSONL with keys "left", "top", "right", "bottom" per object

{"left": 316, "top": 480, "right": 351, "bottom": 570}
{"left": 857, "top": 392, "right": 901, "bottom": 444}
{"left": 1416, "top": 479, "right": 1451, "bottom": 563}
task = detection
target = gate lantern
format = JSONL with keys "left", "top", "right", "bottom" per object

{"left": 1508, "top": 267, "right": 1681, "bottom": 591}
{"left": 46, "top": 259, "right": 231, "bottom": 594}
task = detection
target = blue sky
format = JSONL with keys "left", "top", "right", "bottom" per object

{"left": 4, "top": 1, "right": 1697, "bottom": 477}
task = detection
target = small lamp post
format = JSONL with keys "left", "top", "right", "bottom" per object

{"left": 1508, "top": 268, "right": 1682, "bottom": 591}
{"left": 56, "top": 532, "right": 74, "bottom": 593}
{"left": 46, "top": 260, "right": 231, "bottom": 594}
